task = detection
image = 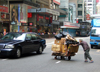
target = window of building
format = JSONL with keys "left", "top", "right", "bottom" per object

{"left": 88, "top": 0, "right": 92, "bottom": 2}
{"left": 78, "top": 11, "right": 82, "bottom": 16}
{"left": 78, "top": 4, "right": 82, "bottom": 8}
{"left": 25, "top": 0, "right": 32, "bottom": 1}
{"left": 88, "top": 4, "right": 92, "bottom": 6}
{"left": 78, "top": 19, "right": 82, "bottom": 23}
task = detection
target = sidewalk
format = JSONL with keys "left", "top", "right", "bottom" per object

{"left": 45, "top": 38, "right": 55, "bottom": 43}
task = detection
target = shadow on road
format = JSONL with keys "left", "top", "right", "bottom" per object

{"left": 0, "top": 52, "right": 47, "bottom": 59}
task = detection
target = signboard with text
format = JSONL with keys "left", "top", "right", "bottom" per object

{"left": 53, "top": 0, "right": 60, "bottom": 5}
{"left": 0, "top": 5, "right": 8, "bottom": 13}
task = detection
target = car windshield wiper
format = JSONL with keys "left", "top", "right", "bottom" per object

{"left": 91, "top": 34, "right": 99, "bottom": 37}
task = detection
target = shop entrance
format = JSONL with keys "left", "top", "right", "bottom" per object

{"left": 3, "top": 23, "right": 10, "bottom": 33}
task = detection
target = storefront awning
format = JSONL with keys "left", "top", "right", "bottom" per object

{"left": 51, "top": 20, "right": 60, "bottom": 25}
{"left": 28, "top": 8, "right": 60, "bottom": 16}
{"left": 60, "top": 26, "right": 79, "bottom": 29}
{"left": 52, "top": 9, "right": 67, "bottom": 15}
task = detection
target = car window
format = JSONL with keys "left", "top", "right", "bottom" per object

{"left": 26, "top": 34, "right": 32, "bottom": 40}
{"left": 1, "top": 33, "right": 25, "bottom": 41}
{"left": 36, "top": 34, "right": 42, "bottom": 39}
{"left": 31, "top": 34, "right": 37, "bottom": 40}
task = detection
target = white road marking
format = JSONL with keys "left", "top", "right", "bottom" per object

{"left": 56, "top": 61, "right": 61, "bottom": 64}
{"left": 2, "top": 59, "right": 8, "bottom": 61}
{"left": 96, "top": 50, "right": 100, "bottom": 52}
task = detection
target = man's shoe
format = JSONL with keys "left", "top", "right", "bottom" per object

{"left": 89, "top": 61, "right": 94, "bottom": 63}
{"left": 84, "top": 61, "right": 88, "bottom": 62}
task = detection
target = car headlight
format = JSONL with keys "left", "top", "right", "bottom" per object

{"left": 90, "top": 39, "right": 95, "bottom": 42}
{"left": 5, "top": 45, "right": 14, "bottom": 48}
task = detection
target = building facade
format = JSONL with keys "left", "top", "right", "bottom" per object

{"left": 77, "top": 0, "right": 85, "bottom": 23}
{"left": 59, "top": 0, "right": 69, "bottom": 22}
{"left": 0, "top": 0, "right": 10, "bottom": 36}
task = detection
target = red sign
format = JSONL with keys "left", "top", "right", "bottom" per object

{"left": 96, "top": 0, "right": 99, "bottom": 3}
{"left": 27, "top": 6, "right": 32, "bottom": 9}
{"left": 45, "top": 17, "right": 49, "bottom": 20}
{"left": 86, "top": 14, "right": 90, "bottom": 20}
{"left": 50, "top": 17, "right": 52, "bottom": 23}
{"left": 53, "top": 0, "right": 60, "bottom": 5}
{"left": 39, "top": 16, "right": 43, "bottom": 19}
{"left": 28, "top": 13, "right": 32, "bottom": 18}
{"left": 0, "top": 5, "right": 8, "bottom": 13}
{"left": 28, "top": 22, "right": 33, "bottom": 26}
{"left": 1, "top": 13, "right": 6, "bottom": 18}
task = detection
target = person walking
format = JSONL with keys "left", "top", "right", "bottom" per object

{"left": 73, "top": 39, "right": 94, "bottom": 63}
{"left": 79, "top": 39, "right": 93, "bottom": 63}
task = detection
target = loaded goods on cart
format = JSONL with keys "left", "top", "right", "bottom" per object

{"left": 51, "top": 32, "right": 79, "bottom": 60}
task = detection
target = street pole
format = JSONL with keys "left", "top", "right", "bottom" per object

{"left": 36, "top": 8, "right": 41, "bottom": 33}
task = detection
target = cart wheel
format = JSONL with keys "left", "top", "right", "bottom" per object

{"left": 61, "top": 56, "right": 65, "bottom": 60}
{"left": 68, "top": 56, "right": 71, "bottom": 60}
{"left": 54, "top": 56, "right": 57, "bottom": 59}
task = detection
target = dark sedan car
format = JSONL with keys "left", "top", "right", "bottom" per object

{"left": 0, "top": 32, "right": 46, "bottom": 58}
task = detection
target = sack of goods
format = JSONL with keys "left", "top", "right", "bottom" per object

{"left": 52, "top": 31, "right": 79, "bottom": 55}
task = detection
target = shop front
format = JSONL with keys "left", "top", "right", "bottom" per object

{"left": 28, "top": 8, "right": 60, "bottom": 38}
{"left": 36, "top": 14, "right": 53, "bottom": 38}
{"left": 0, "top": 5, "right": 10, "bottom": 37}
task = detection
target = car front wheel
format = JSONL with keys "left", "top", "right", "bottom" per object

{"left": 37, "top": 46, "right": 43, "bottom": 54}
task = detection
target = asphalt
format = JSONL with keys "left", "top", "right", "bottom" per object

{"left": 0, "top": 37, "right": 100, "bottom": 72}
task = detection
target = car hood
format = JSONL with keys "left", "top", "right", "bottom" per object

{"left": 0, "top": 40, "right": 23, "bottom": 45}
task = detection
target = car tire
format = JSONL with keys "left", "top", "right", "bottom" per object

{"left": 37, "top": 46, "right": 43, "bottom": 54}
{"left": 15, "top": 48, "right": 21, "bottom": 58}
{"left": 68, "top": 56, "right": 71, "bottom": 60}
{"left": 91, "top": 45, "right": 93, "bottom": 49}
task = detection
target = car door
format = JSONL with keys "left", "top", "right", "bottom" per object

{"left": 24, "top": 34, "right": 33, "bottom": 53}
{"left": 31, "top": 34, "right": 40, "bottom": 51}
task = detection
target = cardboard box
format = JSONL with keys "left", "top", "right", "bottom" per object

{"left": 61, "top": 45, "right": 68, "bottom": 53}
{"left": 61, "top": 38, "right": 66, "bottom": 45}
{"left": 51, "top": 44, "right": 61, "bottom": 52}
{"left": 54, "top": 39, "right": 61, "bottom": 45}
{"left": 67, "top": 34, "right": 75, "bottom": 41}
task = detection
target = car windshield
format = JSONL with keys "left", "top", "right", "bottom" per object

{"left": 1, "top": 33, "right": 26, "bottom": 41}
{"left": 91, "top": 28, "right": 100, "bottom": 37}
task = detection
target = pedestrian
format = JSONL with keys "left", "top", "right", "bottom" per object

{"left": 78, "top": 39, "right": 94, "bottom": 63}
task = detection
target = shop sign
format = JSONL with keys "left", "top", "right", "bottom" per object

{"left": 21, "top": 23, "right": 28, "bottom": 26}
{"left": 28, "top": 22, "right": 33, "bottom": 26}
{"left": 0, "top": 5, "right": 8, "bottom": 13}
{"left": 11, "top": 21, "right": 17, "bottom": 25}
{"left": 64, "top": 22, "right": 80, "bottom": 27}
{"left": 10, "top": 4, "right": 27, "bottom": 23}
{"left": 17, "top": 22, "right": 21, "bottom": 26}
{"left": 1, "top": 13, "right": 6, "bottom": 18}
{"left": 86, "top": 14, "right": 90, "bottom": 20}
{"left": 0, "top": 13, "right": 10, "bottom": 21}
{"left": 46, "top": 8, "right": 60, "bottom": 16}
{"left": 45, "top": 17, "right": 49, "bottom": 20}
{"left": 28, "top": 13, "right": 32, "bottom": 18}
{"left": 53, "top": 0, "right": 60, "bottom": 5}
{"left": 52, "top": 21, "right": 59, "bottom": 25}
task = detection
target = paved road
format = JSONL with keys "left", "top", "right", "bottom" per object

{"left": 0, "top": 37, "right": 100, "bottom": 72}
